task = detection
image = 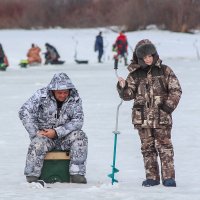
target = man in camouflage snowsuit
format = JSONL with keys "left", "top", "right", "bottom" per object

{"left": 19, "top": 72, "right": 88, "bottom": 184}
{"left": 117, "top": 39, "right": 182, "bottom": 187}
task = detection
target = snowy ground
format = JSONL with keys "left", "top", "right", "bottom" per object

{"left": 0, "top": 28, "right": 200, "bottom": 199}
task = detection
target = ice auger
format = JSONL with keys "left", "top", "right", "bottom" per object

{"left": 108, "top": 64, "right": 123, "bottom": 185}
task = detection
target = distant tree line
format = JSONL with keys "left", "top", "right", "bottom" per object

{"left": 0, "top": 0, "right": 200, "bottom": 32}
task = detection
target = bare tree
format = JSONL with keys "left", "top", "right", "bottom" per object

{"left": 0, "top": 0, "right": 199, "bottom": 32}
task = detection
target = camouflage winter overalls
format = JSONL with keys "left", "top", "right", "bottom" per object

{"left": 117, "top": 60, "right": 182, "bottom": 181}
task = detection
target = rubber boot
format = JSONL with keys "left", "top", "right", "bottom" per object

{"left": 70, "top": 175, "right": 87, "bottom": 184}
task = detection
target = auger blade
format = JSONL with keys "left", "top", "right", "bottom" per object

{"left": 108, "top": 173, "right": 119, "bottom": 184}
{"left": 108, "top": 174, "right": 118, "bottom": 183}
{"left": 108, "top": 165, "right": 119, "bottom": 184}
{"left": 111, "top": 166, "right": 119, "bottom": 173}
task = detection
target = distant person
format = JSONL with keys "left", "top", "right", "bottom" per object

{"left": 94, "top": 31, "right": 104, "bottom": 63}
{"left": 117, "top": 39, "right": 182, "bottom": 187}
{"left": 19, "top": 72, "right": 88, "bottom": 185}
{"left": 44, "top": 43, "right": 64, "bottom": 65}
{"left": 27, "top": 44, "right": 42, "bottom": 65}
{"left": 0, "top": 44, "right": 9, "bottom": 70}
{"left": 113, "top": 31, "right": 128, "bottom": 68}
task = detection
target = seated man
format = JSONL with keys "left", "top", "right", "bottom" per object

{"left": 27, "top": 44, "right": 42, "bottom": 65}
{"left": 19, "top": 72, "right": 88, "bottom": 184}
{"left": 44, "top": 43, "right": 64, "bottom": 65}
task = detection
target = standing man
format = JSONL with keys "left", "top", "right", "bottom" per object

{"left": 113, "top": 31, "right": 128, "bottom": 68}
{"left": 19, "top": 72, "right": 88, "bottom": 184}
{"left": 94, "top": 31, "right": 104, "bottom": 63}
{"left": 117, "top": 39, "right": 182, "bottom": 187}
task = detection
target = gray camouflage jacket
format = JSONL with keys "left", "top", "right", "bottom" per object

{"left": 19, "top": 73, "right": 84, "bottom": 140}
{"left": 117, "top": 59, "right": 182, "bottom": 129}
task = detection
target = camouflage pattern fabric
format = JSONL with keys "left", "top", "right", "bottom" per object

{"left": 117, "top": 60, "right": 182, "bottom": 129}
{"left": 19, "top": 72, "right": 88, "bottom": 176}
{"left": 19, "top": 73, "right": 83, "bottom": 140}
{"left": 138, "top": 128, "right": 175, "bottom": 181}
{"left": 25, "top": 130, "right": 88, "bottom": 177}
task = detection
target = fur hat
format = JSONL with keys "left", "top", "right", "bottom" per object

{"left": 131, "top": 39, "right": 153, "bottom": 64}
{"left": 135, "top": 39, "right": 152, "bottom": 50}
{"left": 136, "top": 43, "right": 157, "bottom": 59}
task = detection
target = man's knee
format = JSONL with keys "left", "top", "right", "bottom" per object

{"left": 31, "top": 135, "right": 50, "bottom": 145}
{"left": 29, "top": 135, "right": 53, "bottom": 153}
{"left": 71, "top": 130, "right": 88, "bottom": 141}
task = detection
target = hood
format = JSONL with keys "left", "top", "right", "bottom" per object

{"left": 47, "top": 73, "right": 75, "bottom": 91}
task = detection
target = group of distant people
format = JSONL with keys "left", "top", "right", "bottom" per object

{"left": 0, "top": 43, "right": 65, "bottom": 70}
{"left": 20, "top": 43, "right": 64, "bottom": 67}
{"left": 1, "top": 32, "right": 127, "bottom": 71}
{"left": 94, "top": 30, "right": 128, "bottom": 68}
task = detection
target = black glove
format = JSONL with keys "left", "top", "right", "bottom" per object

{"left": 160, "top": 103, "right": 174, "bottom": 114}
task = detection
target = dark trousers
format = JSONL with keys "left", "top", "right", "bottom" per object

{"left": 98, "top": 49, "right": 103, "bottom": 62}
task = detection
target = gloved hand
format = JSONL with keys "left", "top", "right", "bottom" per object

{"left": 118, "top": 77, "right": 126, "bottom": 88}
{"left": 161, "top": 103, "right": 174, "bottom": 114}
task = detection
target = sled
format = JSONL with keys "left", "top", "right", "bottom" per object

{"left": 72, "top": 37, "right": 89, "bottom": 65}
{"left": 40, "top": 151, "right": 70, "bottom": 183}
{"left": 0, "top": 63, "right": 7, "bottom": 71}
{"left": 29, "top": 62, "right": 41, "bottom": 67}
{"left": 19, "top": 60, "right": 28, "bottom": 68}
{"left": 75, "top": 59, "right": 89, "bottom": 64}
{"left": 51, "top": 60, "right": 65, "bottom": 65}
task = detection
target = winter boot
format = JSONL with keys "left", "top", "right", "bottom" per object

{"left": 142, "top": 179, "right": 160, "bottom": 187}
{"left": 26, "top": 176, "right": 38, "bottom": 183}
{"left": 114, "top": 59, "right": 118, "bottom": 69}
{"left": 70, "top": 175, "right": 87, "bottom": 184}
{"left": 163, "top": 178, "right": 176, "bottom": 187}
{"left": 124, "top": 57, "right": 128, "bottom": 66}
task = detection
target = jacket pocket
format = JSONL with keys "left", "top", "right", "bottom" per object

{"left": 159, "top": 108, "right": 172, "bottom": 125}
{"left": 132, "top": 105, "right": 144, "bottom": 125}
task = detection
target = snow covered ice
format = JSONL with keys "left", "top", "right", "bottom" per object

{"left": 0, "top": 28, "right": 200, "bottom": 199}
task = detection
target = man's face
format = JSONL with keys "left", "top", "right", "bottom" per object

{"left": 53, "top": 90, "right": 70, "bottom": 102}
